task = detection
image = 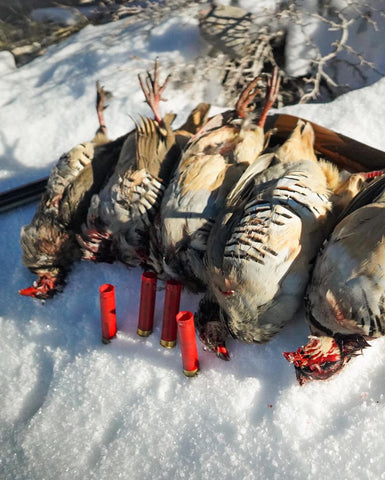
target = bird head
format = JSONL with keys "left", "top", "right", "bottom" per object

{"left": 195, "top": 296, "right": 231, "bottom": 361}
{"left": 283, "top": 334, "right": 370, "bottom": 385}
{"left": 198, "top": 324, "right": 231, "bottom": 361}
{"left": 19, "top": 270, "right": 64, "bottom": 300}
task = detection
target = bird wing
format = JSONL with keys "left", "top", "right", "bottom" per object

{"left": 207, "top": 160, "right": 332, "bottom": 328}
{"left": 226, "top": 152, "right": 276, "bottom": 207}
{"left": 135, "top": 114, "right": 180, "bottom": 181}
{"left": 57, "top": 135, "right": 124, "bottom": 231}
{"left": 337, "top": 174, "right": 385, "bottom": 220}
{"left": 307, "top": 202, "right": 385, "bottom": 338}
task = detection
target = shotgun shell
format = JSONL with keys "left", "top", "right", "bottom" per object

{"left": 176, "top": 311, "right": 199, "bottom": 376}
{"left": 99, "top": 283, "right": 117, "bottom": 343}
{"left": 137, "top": 272, "right": 157, "bottom": 336}
{"left": 160, "top": 280, "right": 182, "bottom": 348}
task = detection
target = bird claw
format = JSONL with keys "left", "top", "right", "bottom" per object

{"left": 235, "top": 67, "right": 280, "bottom": 124}
{"left": 235, "top": 75, "right": 261, "bottom": 119}
{"left": 138, "top": 58, "right": 171, "bottom": 124}
{"left": 257, "top": 67, "right": 281, "bottom": 128}
{"left": 95, "top": 80, "right": 111, "bottom": 137}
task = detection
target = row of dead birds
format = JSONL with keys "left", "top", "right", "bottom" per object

{"left": 20, "top": 60, "right": 385, "bottom": 384}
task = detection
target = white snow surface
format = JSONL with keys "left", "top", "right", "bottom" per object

{"left": 30, "top": 7, "right": 87, "bottom": 26}
{"left": 1, "top": 8, "right": 385, "bottom": 480}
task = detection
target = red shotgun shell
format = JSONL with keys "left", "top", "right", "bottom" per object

{"left": 99, "top": 283, "right": 117, "bottom": 343}
{"left": 160, "top": 280, "right": 182, "bottom": 348}
{"left": 176, "top": 311, "right": 199, "bottom": 376}
{"left": 137, "top": 272, "right": 157, "bottom": 337}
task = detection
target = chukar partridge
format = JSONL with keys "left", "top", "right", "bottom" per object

{"left": 197, "top": 120, "right": 369, "bottom": 358}
{"left": 78, "top": 60, "right": 210, "bottom": 269}
{"left": 157, "top": 68, "right": 281, "bottom": 291}
{"left": 19, "top": 82, "right": 120, "bottom": 299}
{"left": 284, "top": 174, "right": 385, "bottom": 384}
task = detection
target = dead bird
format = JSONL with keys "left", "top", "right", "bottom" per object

{"left": 19, "top": 81, "right": 123, "bottom": 299}
{"left": 157, "top": 68, "right": 281, "bottom": 291}
{"left": 197, "top": 120, "right": 370, "bottom": 359}
{"left": 78, "top": 59, "right": 210, "bottom": 269}
{"left": 284, "top": 174, "right": 385, "bottom": 384}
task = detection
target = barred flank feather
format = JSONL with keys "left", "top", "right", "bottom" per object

{"left": 78, "top": 113, "right": 181, "bottom": 267}
{"left": 205, "top": 158, "right": 334, "bottom": 344}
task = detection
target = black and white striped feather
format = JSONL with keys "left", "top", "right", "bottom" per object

{"left": 79, "top": 115, "right": 180, "bottom": 267}
{"left": 205, "top": 159, "right": 334, "bottom": 343}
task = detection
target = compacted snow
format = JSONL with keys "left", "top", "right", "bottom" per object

{"left": 1, "top": 5, "right": 385, "bottom": 480}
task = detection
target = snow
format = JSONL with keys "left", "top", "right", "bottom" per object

{"left": 0, "top": 51, "right": 16, "bottom": 76}
{"left": 239, "top": 0, "right": 385, "bottom": 87}
{"left": 279, "top": 77, "right": 385, "bottom": 151}
{"left": 30, "top": 7, "right": 87, "bottom": 26}
{"left": 1, "top": 5, "right": 385, "bottom": 480}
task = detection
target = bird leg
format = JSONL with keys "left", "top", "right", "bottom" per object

{"left": 257, "top": 67, "right": 281, "bottom": 128}
{"left": 235, "top": 75, "right": 261, "bottom": 119}
{"left": 138, "top": 58, "right": 171, "bottom": 125}
{"left": 235, "top": 67, "right": 280, "bottom": 124}
{"left": 96, "top": 80, "right": 110, "bottom": 137}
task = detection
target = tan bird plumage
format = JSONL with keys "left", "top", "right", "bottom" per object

{"left": 78, "top": 113, "right": 179, "bottom": 266}
{"left": 284, "top": 174, "right": 385, "bottom": 384}
{"left": 196, "top": 120, "right": 368, "bottom": 358}
{"left": 78, "top": 61, "right": 210, "bottom": 268}
{"left": 19, "top": 82, "right": 116, "bottom": 299}
{"left": 157, "top": 69, "right": 281, "bottom": 291}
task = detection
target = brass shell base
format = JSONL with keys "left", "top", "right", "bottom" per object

{"left": 137, "top": 328, "right": 152, "bottom": 337}
{"left": 183, "top": 368, "right": 199, "bottom": 377}
{"left": 160, "top": 339, "right": 177, "bottom": 348}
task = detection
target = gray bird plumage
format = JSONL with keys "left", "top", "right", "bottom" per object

{"left": 158, "top": 70, "right": 280, "bottom": 291}
{"left": 19, "top": 134, "right": 125, "bottom": 299}
{"left": 197, "top": 120, "right": 366, "bottom": 357}
{"left": 78, "top": 113, "right": 180, "bottom": 267}
{"left": 284, "top": 174, "right": 385, "bottom": 384}
{"left": 19, "top": 82, "right": 122, "bottom": 299}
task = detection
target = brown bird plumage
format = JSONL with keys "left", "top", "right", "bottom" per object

{"left": 284, "top": 174, "right": 385, "bottom": 384}
{"left": 157, "top": 69, "right": 281, "bottom": 291}
{"left": 197, "top": 120, "right": 369, "bottom": 358}
{"left": 19, "top": 82, "right": 118, "bottom": 299}
{"left": 78, "top": 60, "right": 210, "bottom": 268}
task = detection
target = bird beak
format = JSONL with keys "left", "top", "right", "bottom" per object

{"left": 19, "top": 285, "right": 41, "bottom": 298}
{"left": 216, "top": 345, "right": 231, "bottom": 361}
{"left": 198, "top": 333, "right": 231, "bottom": 361}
